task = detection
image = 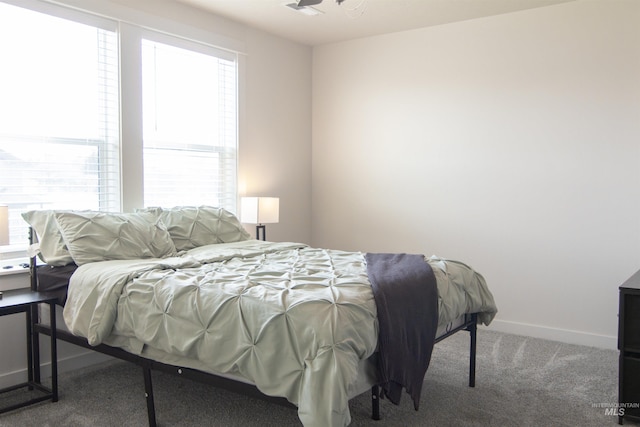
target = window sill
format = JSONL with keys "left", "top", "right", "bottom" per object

{"left": 0, "top": 259, "right": 30, "bottom": 277}
{"left": 0, "top": 261, "right": 29, "bottom": 292}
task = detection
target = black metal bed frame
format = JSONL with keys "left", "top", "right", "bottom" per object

{"left": 27, "top": 228, "right": 478, "bottom": 426}
{"left": 370, "top": 313, "right": 477, "bottom": 420}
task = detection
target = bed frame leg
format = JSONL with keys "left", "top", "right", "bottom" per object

{"left": 371, "top": 385, "right": 381, "bottom": 420}
{"left": 468, "top": 313, "right": 477, "bottom": 388}
{"left": 142, "top": 366, "right": 157, "bottom": 427}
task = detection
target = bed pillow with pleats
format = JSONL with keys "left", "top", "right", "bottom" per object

{"left": 140, "top": 206, "right": 251, "bottom": 251}
{"left": 54, "top": 211, "right": 177, "bottom": 265}
{"left": 21, "top": 210, "right": 75, "bottom": 266}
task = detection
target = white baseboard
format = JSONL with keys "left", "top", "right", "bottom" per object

{"left": 485, "top": 319, "right": 617, "bottom": 350}
{"left": 0, "top": 349, "right": 111, "bottom": 389}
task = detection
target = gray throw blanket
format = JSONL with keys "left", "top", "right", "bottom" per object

{"left": 366, "top": 253, "right": 438, "bottom": 410}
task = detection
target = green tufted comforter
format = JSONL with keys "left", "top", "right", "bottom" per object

{"left": 63, "top": 240, "right": 496, "bottom": 427}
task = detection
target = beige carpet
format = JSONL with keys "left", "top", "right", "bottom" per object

{"left": 0, "top": 329, "right": 633, "bottom": 426}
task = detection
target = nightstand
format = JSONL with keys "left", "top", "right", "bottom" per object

{"left": 619, "top": 269, "right": 640, "bottom": 425}
{"left": 0, "top": 288, "right": 58, "bottom": 413}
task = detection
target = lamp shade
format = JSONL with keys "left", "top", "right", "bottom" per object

{"left": 241, "top": 197, "right": 279, "bottom": 224}
{"left": 0, "top": 205, "right": 9, "bottom": 246}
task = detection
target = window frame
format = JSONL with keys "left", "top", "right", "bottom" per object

{"left": 139, "top": 31, "right": 239, "bottom": 211}
{"left": 0, "top": 0, "right": 242, "bottom": 261}
{"left": 0, "top": 0, "right": 120, "bottom": 258}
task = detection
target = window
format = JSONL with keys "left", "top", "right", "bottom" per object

{"left": 0, "top": 1, "right": 119, "bottom": 250}
{"left": 0, "top": 0, "right": 239, "bottom": 255}
{"left": 142, "top": 37, "right": 238, "bottom": 210}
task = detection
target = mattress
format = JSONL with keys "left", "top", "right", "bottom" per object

{"left": 35, "top": 265, "right": 471, "bottom": 340}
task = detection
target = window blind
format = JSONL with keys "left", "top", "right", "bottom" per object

{"left": 141, "top": 37, "right": 238, "bottom": 212}
{"left": 0, "top": 2, "right": 120, "bottom": 249}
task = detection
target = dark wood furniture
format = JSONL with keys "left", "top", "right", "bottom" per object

{"left": 619, "top": 269, "right": 640, "bottom": 424}
{"left": 0, "top": 288, "right": 58, "bottom": 414}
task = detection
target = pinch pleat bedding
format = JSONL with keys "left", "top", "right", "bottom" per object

{"left": 63, "top": 240, "right": 497, "bottom": 427}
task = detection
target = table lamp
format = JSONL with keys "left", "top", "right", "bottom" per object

{"left": 240, "top": 197, "right": 279, "bottom": 241}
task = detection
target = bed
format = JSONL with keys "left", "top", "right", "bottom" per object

{"left": 23, "top": 206, "right": 497, "bottom": 427}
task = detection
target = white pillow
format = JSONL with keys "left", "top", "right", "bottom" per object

{"left": 21, "top": 210, "right": 74, "bottom": 266}
{"left": 141, "top": 206, "right": 251, "bottom": 251}
{"left": 54, "top": 211, "right": 177, "bottom": 265}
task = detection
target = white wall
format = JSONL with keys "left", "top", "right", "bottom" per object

{"left": 312, "top": 0, "right": 640, "bottom": 349}
{"left": 240, "top": 27, "right": 312, "bottom": 244}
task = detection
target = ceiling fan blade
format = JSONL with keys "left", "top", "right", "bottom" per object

{"left": 298, "top": 0, "right": 323, "bottom": 6}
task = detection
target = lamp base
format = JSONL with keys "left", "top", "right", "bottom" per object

{"left": 256, "top": 224, "right": 266, "bottom": 241}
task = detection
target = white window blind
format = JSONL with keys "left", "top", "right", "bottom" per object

{"left": 142, "top": 37, "right": 238, "bottom": 211}
{"left": 0, "top": 1, "right": 120, "bottom": 249}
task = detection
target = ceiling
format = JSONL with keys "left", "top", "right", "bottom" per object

{"left": 175, "top": 0, "right": 575, "bottom": 46}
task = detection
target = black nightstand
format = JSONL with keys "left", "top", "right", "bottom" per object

{"left": 0, "top": 288, "right": 58, "bottom": 413}
{"left": 619, "top": 269, "right": 640, "bottom": 425}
